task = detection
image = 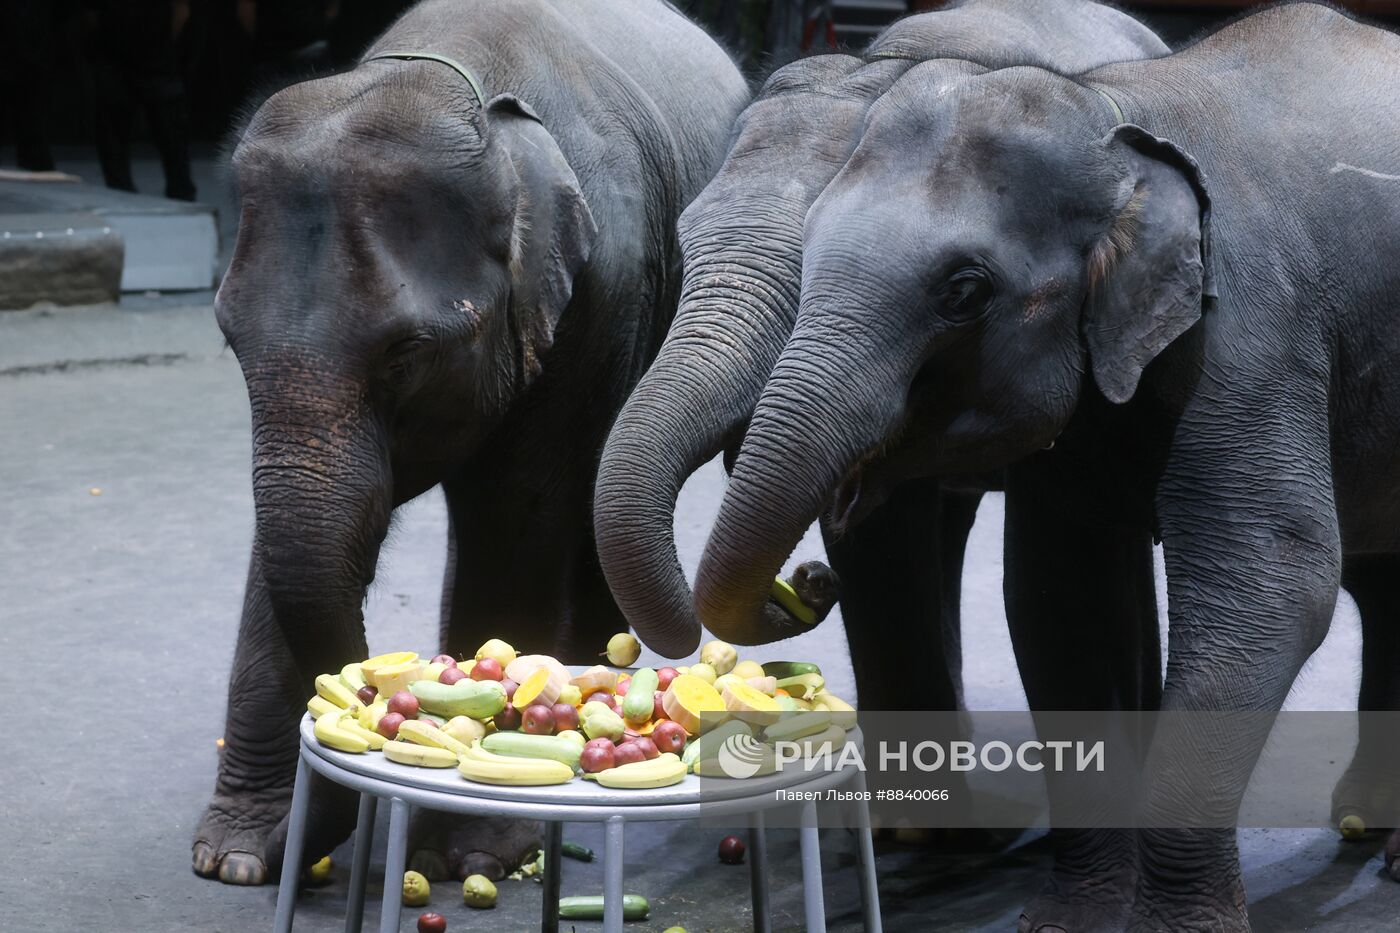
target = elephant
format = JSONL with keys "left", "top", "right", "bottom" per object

{"left": 692, "top": 3, "right": 1400, "bottom": 930}
{"left": 593, "top": 0, "right": 1169, "bottom": 727}
{"left": 193, "top": 0, "right": 748, "bottom": 886}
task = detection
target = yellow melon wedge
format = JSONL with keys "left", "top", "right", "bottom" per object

{"left": 361, "top": 652, "right": 419, "bottom": 687}
{"left": 512, "top": 665, "right": 568, "bottom": 710}
{"left": 662, "top": 673, "right": 725, "bottom": 735}
{"left": 722, "top": 681, "right": 781, "bottom": 727}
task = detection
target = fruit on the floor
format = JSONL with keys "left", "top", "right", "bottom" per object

{"left": 398, "top": 719, "right": 473, "bottom": 756}
{"left": 521, "top": 704, "right": 555, "bottom": 735}
{"left": 481, "top": 732, "right": 583, "bottom": 769}
{"left": 377, "top": 712, "right": 406, "bottom": 740}
{"left": 718, "top": 835, "right": 746, "bottom": 864}
{"left": 402, "top": 870, "right": 431, "bottom": 906}
{"left": 315, "top": 673, "right": 361, "bottom": 710}
{"left": 383, "top": 740, "right": 459, "bottom": 768}
{"left": 410, "top": 679, "right": 507, "bottom": 719}
{"left": 457, "top": 745, "right": 575, "bottom": 785}
{"left": 362, "top": 651, "right": 418, "bottom": 685}
{"left": 417, "top": 912, "right": 447, "bottom": 932}
{"left": 661, "top": 674, "right": 724, "bottom": 734}
{"left": 663, "top": 927, "right": 688, "bottom": 933}
{"left": 651, "top": 720, "right": 687, "bottom": 755}
{"left": 700, "top": 639, "right": 738, "bottom": 676}
{"left": 306, "top": 855, "right": 333, "bottom": 884}
{"left": 442, "top": 716, "right": 486, "bottom": 746}
{"left": 475, "top": 638, "right": 517, "bottom": 667}
{"left": 314, "top": 710, "right": 370, "bottom": 753}
{"left": 558, "top": 894, "right": 649, "bottom": 921}
{"left": 592, "top": 751, "right": 686, "bottom": 788}
{"left": 605, "top": 632, "right": 640, "bottom": 667}
{"left": 470, "top": 657, "right": 504, "bottom": 681}
{"left": 462, "top": 874, "right": 498, "bottom": 908}
{"left": 513, "top": 665, "right": 568, "bottom": 710}
{"left": 621, "top": 667, "right": 659, "bottom": 722}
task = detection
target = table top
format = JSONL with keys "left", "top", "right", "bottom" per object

{"left": 298, "top": 715, "right": 865, "bottom": 821}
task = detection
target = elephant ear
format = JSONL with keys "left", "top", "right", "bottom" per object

{"left": 1084, "top": 124, "right": 1215, "bottom": 404}
{"left": 488, "top": 94, "right": 598, "bottom": 383}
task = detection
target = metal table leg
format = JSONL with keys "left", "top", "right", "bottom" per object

{"left": 541, "top": 821, "right": 562, "bottom": 932}
{"left": 603, "top": 815, "right": 625, "bottom": 933}
{"left": 345, "top": 792, "right": 378, "bottom": 933}
{"left": 749, "top": 810, "right": 771, "bottom": 933}
{"left": 852, "top": 771, "right": 881, "bottom": 932}
{"left": 799, "top": 800, "right": 827, "bottom": 933}
{"left": 273, "top": 753, "right": 312, "bottom": 933}
{"left": 378, "top": 798, "right": 411, "bottom": 933}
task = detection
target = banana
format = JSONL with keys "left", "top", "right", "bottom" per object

{"left": 339, "top": 662, "right": 367, "bottom": 693}
{"left": 307, "top": 695, "right": 339, "bottom": 718}
{"left": 457, "top": 745, "right": 574, "bottom": 785}
{"left": 763, "top": 711, "right": 832, "bottom": 743}
{"left": 811, "top": 691, "right": 856, "bottom": 730}
{"left": 336, "top": 715, "right": 387, "bottom": 750}
{"left": 398, "top": 719, "right": 473, "bottom": 756}
{"left": 593, "top": 752, "right": 687, "bottom": 789}
{"left": 316, "top": 673, "right": 362, "bottom": 710}
{"left": 795, "top": 723, "right": 848, "bottom": 757}
{"left": 314, "top": 711, "right": 370, "bottom": 753}
{"left": 774, "top": 673, "right": 825, "bottom": 700}
{"left": 383, "top": 739, "right": 459, "bottom": 768}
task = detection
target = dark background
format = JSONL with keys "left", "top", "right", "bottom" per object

{"left": 3, "top": 0, "right": 1399, "bottom": 169}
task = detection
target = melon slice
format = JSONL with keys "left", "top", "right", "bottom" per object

{"left": 373, "top": 659, "right": 424, "bottom": 697}
{"left": 570, "top": 665, "right": 619, "bottom": 696}
{"left": 722, "top": 681, "right": 781, "bottom": 727}
{"left": 512, "top": 665, "right": 568, "bottom": 710}
{"left": 662, "top": 673, "right": 725, "bottom": 734}
{"left": 505, "top": 654, "right": 570, "bottom": 686}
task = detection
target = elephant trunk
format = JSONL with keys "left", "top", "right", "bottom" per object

{"left": 695, "top": 296, "right": 916, "bottom": 644}
{"left": 594, "top": 206, "right": 807, "bottom": 658}
{"left": 247, "top": 366, "right": 391, "bottom": 672}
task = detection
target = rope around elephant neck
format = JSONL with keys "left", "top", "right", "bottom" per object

{"left": 365, "top": 50, "right": 486, "bottom": 108}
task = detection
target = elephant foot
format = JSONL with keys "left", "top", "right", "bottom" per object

{"left": 192, "top": 773, "right": 357, "bottom": 885}
{"left": 1331, "top": 763, "right": 1399, "bottom": 841}
{"left": 409, "top": 812, "right": 541, "bottom": 882}
{"left": 1018, "top": 829, "right": 1137, "bottom": 933}
{"left": 1386, "top": 828, "right": 1400, "bottom": 882}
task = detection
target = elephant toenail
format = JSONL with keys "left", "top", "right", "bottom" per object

{"left": 191, "top": 842, "right": 218, "bottom": 877}
{"left": 462, "top": 851, "right": 507, "bottom": 882}
{"left": 410, "top": 850, "right": 449, "bottom": 882}
{"left": 218, "top": 851, "right": 268, "bottom": 886}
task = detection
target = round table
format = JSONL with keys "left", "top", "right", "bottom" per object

{"left": 273, "top": 715, "right": 882, "bottom": 933}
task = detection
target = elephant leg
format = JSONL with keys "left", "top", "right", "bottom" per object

{"left": 1334, "top": 554, "right": 1400, "bottom": 861}
{"left": 822, "top": 478, "right": 977, "bottom": 712}
{"left": 1003, "top": 462, "right": 1160, "bottom": 933}
{"left": 193, "top": 552, "right": 362, "bottom": 885}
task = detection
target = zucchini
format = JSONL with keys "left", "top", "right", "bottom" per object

{"left": 761, "top": 661, "right": 822, "bottom": 679}
{"left": 622, "top": 667, "right": 659, "bottom": 721}
{"left": 558, "top": 894, "right": 649, "bottom": 920}
{"left": 561, "top": 841, "right": 594, "bottom": 862}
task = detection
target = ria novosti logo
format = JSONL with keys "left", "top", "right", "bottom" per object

{"left": 716, "top": 733, "right": 770, "bottom": 779}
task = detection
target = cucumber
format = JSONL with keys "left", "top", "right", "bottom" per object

{"left": 480, "top": 732, "right": 582, "bottom": 769}
{"left": 410, "top": 679, "right": 507, "bottom": 719}
{"left": 561, "top": 841, "right": 594, "bottom": 862}
{"left": 558, "top": 894, "right": 649, "bottom": 921}
{"left": 622, "top": 667, "right": 659, "bottom": 721}
{"left": 417, "top": 711, "right": 446, "bottom": 727}
{"left": 761, "top": 661, "right": 822, "bottom": 679}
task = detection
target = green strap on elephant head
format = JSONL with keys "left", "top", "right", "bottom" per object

{"left": 366, "top": 50, "right": 487, "bottom": 108}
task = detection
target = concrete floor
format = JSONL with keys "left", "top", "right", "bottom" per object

{"left": 1, "top": 152, "right": 1398, "bottom": 931}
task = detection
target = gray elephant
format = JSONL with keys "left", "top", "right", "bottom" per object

{"left": 594, "top": 0, "right": 1167, "bottom": 723}
{"left": 693, "top": 3, "right": 1400, "bottom": 930}
{"left": 194, "top": 0, "right": 747, "bottom": 886}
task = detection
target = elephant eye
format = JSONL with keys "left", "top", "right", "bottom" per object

{"left": 938, "top": 267, "right": 994, "bottom": 323}
{"left": 382, "top": 335, "right": 431, "bottom": 390}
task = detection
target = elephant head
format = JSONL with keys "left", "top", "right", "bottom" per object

{"left": 695, "top": 65, "right": 1212, "bottom": 641}
{"left": 216, "top": 60, "right": 595, "bottom": 667}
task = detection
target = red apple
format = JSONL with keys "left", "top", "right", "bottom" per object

{"left": 471, "top": 657, "right": 503, "bottom": 681}
{"left": 522, "top": 704, "right": 555, "bottom": 735}
{"left": 501, "top": 678, "right": 519, "bottom": 700}
{"left": 632, "top": 736, "right": 659, "bottom": 760}
{"left": 613, "top": 742, "right": 646, "bottom": 767}
{"left": 585, "top": 691, "right": 613, "bottom": 706}
{"left": 580, "top": 744, "right": 615, "bottom": 773}
{"left": 355, "top": 685, "right": 378, "bottom": 706}
{"left": 494, "top": 705, "right": 521, "bottom": 731}
{"left": 417, "top": 912, "right": 447, "bottom": 933}
{"left": 377, "top": 712, "right": 405, "bottom": 740}
{"left": 652, "top": 692, "right": 667, "bottom": 722}
{"left": 551, "top": 703, "right": 579, "bottom": 732}
{"left": 651, "top": 720, "right": 687, "bottom": 755}
{"left": 719, "top": 835, "right": 746, "bottom": 864}
{"left": 431, "top": 655, "right": 457, "bottom": 668}
{"left": 439, "top": 667, "right": 467, "bottom": 685}
{"left": 655, "top": 667, "right": 680, "bottom": 691}
{"left": 584, "top": 737, "right": 615, "bottom": 753}
{"left": 387, "top": 690, "right": 419, "bottom": 719}
{"left": 617, "top": 675, "right": 632, "bottom": 694}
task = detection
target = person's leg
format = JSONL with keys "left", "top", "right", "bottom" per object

{"left": 94, "top": 59, "right": 137, "bottom": 192}
{"left": 141, "top": 75, "right": 197, "bottom": 201}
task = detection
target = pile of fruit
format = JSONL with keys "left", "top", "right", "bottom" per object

{"left": 306, "top": 634, "right": 856, "bottom": 790}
